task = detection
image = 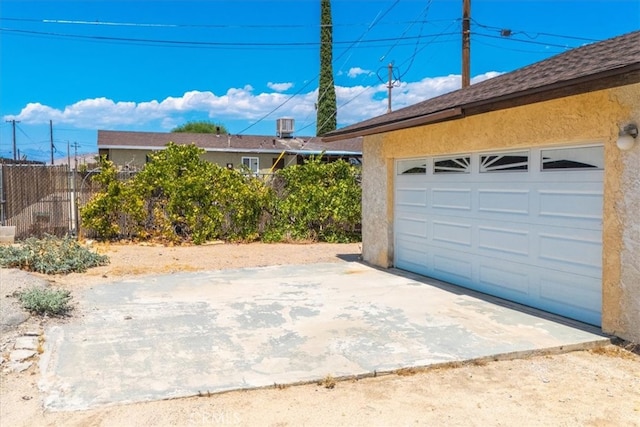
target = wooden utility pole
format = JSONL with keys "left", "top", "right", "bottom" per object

{"left": 387, "top": 63, "right": 394, "bottom": 113}
{"left": 5, "top": 119, "right": 19, "bottom": 161}
{"left": 50, "top": 120, "right": 55, "bottom": 165}
{"left": 462, "top": 0, "right": 471, "bottom": 88}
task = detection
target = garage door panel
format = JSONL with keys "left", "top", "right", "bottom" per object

{"left": 432, "top": 220, "right": 472, "bottom": 247}
{"left": 478, "top": 189, "right": 530, "bottom": 216}
{"left": 538, "top": 190, "right": 602, "bottom": 222}
{"left": 394, "top": 147, "right": 603, "bottom": 326}
{"left": 478, "top": 263, "right": 530, "bottom": 296}
{"left": 478, "top": 226, "right": 530, "bottom": 257}
{"left": 538, "top": 232, "right": 602, "bottom": 271}
{"left": 396, "top": 187, "right": 428, "bottom": 207}
{"left": 431, "top": 188, "right": 472, "bottom": 211}
{"left": 396, "top": 215, "right": 428, "bottom": 239}
{"left": 433, "top": 252, "right": 473, "bottom": 282}
{"left": 538, "top": 273, "right": 601, "bottom": 325}
{"left": 395, "top": 237, "right": 429, "bottom": 272}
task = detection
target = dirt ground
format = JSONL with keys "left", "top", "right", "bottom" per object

{"left": 1, "top": 242, "right": 639, "bottom": 426}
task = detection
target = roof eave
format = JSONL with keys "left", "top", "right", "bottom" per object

{"left": 323, "top": 107, "right": 463, "bottom": 142}
{"left": 464, "top": 62, "right": 640, "bottom": 112}
{"left": 323, "top": 62, "right": 640, "bottom": 142}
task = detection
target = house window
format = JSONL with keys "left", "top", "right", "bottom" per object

{"left": 434, "top": 156, "right": 471, "bottom": 173}
{"left": 480, "top": 151, "right": 528, "bottom": 172}
{"left": 398, "top": 158, "right": 427, "bottom": 175}
{"left": 241, "top": 157, "right": 259, "bottom": 173}
{"left": 541, "top": 146, "right": 604, "bottom": 170}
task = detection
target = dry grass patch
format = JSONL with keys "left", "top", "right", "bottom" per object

{"left": 395, "top": 367, "right": 419, "bottom": 376}
{"left": 318, "top": 374, "right": 336, "bottom": 389}
{"left": 590, "top": 343, "right": 640, "bottom": 360}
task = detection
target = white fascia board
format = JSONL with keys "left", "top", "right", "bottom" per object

{"left": 99, "top": 145, "right": 290, "bottom": 155}
{"left": 288, "top": 150, "right": 362, "bottom": 155}
{"left": 99, "top": 145, "right": 359, "bottom": 156}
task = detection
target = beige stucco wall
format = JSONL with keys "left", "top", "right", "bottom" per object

{"left": 107, "top": 149, "right": 296, "bottom": 175}
{"left": 361, "top": 134, "right": 393, "bottom": 267}
{"left": 108, "top": 149, "right": 150, "bottom": 170}
{"left": 361, "top": 82, "right": 640, "bottom": 342}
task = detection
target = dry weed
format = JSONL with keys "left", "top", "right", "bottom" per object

{"left": 396, "top": 367, "right": 418, "bottom": 376}
{"left": 318, "top": 374, "right": 336, "bottom": 389}
{"left": 590, "top": 344, "right": 639, "bottom": 360}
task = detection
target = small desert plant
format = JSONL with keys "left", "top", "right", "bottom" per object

{"left": 318, "top": 374, "right": 336, "bottom": 389}
{"left": 0, "top": 234, "right": 109, "bottom": 274}
{"left": 16, "top": 287, "right": 73, "bottom": 316}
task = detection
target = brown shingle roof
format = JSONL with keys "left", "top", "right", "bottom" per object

{"left": 324, "top": 31, "right": 640, "bottom": 140}
{"left": 98, "top": 130, "right": 362, "bottom": 154}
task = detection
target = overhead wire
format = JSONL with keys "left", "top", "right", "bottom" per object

{"left": 378, "top": 0, "right": 433, "bottom": 64}
{"left": 394, "top": 19, "right": 460, "bottom": 81}
{"left": 0, "top": 26, "right": 460, "bottom": 48}
{"left": 473, "top": 37, "right": 564, "bottom": 55}
{"left": 473, "top": 32, "right": 574, "bottom": 50}
{"left": 470, "top": 18, "right": 600, "bottom": 43}
{"left": 0, "top": 16, "right": 456, "bottom": 30}
{"left": 3, "top": 8, "right": 602, "bottom": 141}
{"left": 237, "top": 0, "right": 401, "bottom": 136}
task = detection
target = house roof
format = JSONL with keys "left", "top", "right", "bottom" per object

{"left": 98, "top": 130, "right": 362, "bottom": 155}
{"left": 324, "top": 30, "right": 640, "bottom": 141}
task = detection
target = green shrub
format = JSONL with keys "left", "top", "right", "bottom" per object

{"left": 17, "top": 287, "right": 73, "bottom": 316}
{"left": 131, "top": 143, "right": 273, "bottom": 243}
{"left": 80, "top": 156, "right": 145, "bottom": 239}
{"left": 0, "top": 235, "right": 109, "bottom": 274}
{"left": 80, "top": 145, "right": 361, "bottom": 244}
{"left": 263, "top": 156, "right": 361, "bottom": 243}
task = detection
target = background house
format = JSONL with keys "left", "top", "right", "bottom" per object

{"left": 97, "top": 123, "right": 362, "bottom": 174}
{"left": 325, "top": 31, "right": 640, "bottom": 343}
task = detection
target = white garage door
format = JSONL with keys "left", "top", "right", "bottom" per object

{"left": 394, "top": 145, "right": 603, "bottom": 326}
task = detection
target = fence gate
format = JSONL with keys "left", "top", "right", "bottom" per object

{"left": 0, "top": 164, "right": 76, "bottom": 240}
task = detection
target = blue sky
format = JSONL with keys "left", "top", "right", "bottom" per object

{"left": 1, "top": 0, "right": 639, "bottom": 162}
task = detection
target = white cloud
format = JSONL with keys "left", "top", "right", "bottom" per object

{"left": 347, "top": 67, "right": 373, "bottom": 78}
{"left": 267, "top": 82, "right": 294, "bottom": 92}
{"left": 3, "top": 72, "right": 503, "bottom": 131}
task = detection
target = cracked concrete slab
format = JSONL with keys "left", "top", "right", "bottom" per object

{"left": 39, "top": 262, "right": 608, "bottom": 411}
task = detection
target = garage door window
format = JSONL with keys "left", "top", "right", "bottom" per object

{"left": 480, "top": 151, "right": 528, "bottom": 172}
{"left": 398, "top": 158, "right": 427, "bottom": 174}
{"left": 434, "top": 156, "right": 470, "bottom": 174}
{"left": 541, "top": 146, "right": 604, "bottom": 170}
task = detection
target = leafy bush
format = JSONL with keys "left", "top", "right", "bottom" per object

{"left": 132, "top": 143, "right": 272, "bottom": 243}
{"left": 17, "top": 287, "right": 73, "bottom": 316}
{"left": 81, "top": 145, "right": 361, "bottom": 244}
{"left": 0, "top": 235, "right": 109, "bottom": 274}
{"left": 264, "top": 156, "right": 361, "bottom": 243}
{"left": 80, "top": 156, "right": 145, "bottom": 239}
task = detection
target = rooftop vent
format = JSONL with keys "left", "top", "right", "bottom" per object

{"left": 276, "top": 118, "right": 295, "bottom": 138}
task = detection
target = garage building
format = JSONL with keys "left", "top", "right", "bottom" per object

{"left": 324, "top": 31, "right": 640, "bottom": 342}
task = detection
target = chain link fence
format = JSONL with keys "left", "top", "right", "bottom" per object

{"left": 0, "top": 164, "right": 79, "bottom": 240}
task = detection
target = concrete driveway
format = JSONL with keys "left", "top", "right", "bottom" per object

{"left": 39, "top": 261, "right": 608, "bottom": 411}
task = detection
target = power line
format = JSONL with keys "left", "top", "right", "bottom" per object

{"left": 395, "top": 20, "right": 460, "bottom": 81}
{"left": 470, "top": 18, "right": 599, "bottom": 43}
{"left": 237, "top": 0, "right": 402, "bottom": 136}
{"left": 474, "top": 32, "right": 574, "bottom": 50}
{"left": 0, "top": 26, "right": 455, "bottom": 48}
{"left": 473, "top": 37, "right": 563, "bottom": 55}
{"left": 0, "top": 16, "right": 455, "bottom": 30}
{"left": 378, "top": 0, "right": 434, "bottom": 63}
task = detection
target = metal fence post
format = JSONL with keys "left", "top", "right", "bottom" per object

{"left": 0, "top": 165, "right": 5, "bottom": 226}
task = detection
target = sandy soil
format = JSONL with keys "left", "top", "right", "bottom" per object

{"left": 1, "top": 242, "right": 639, "bottom": 426}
